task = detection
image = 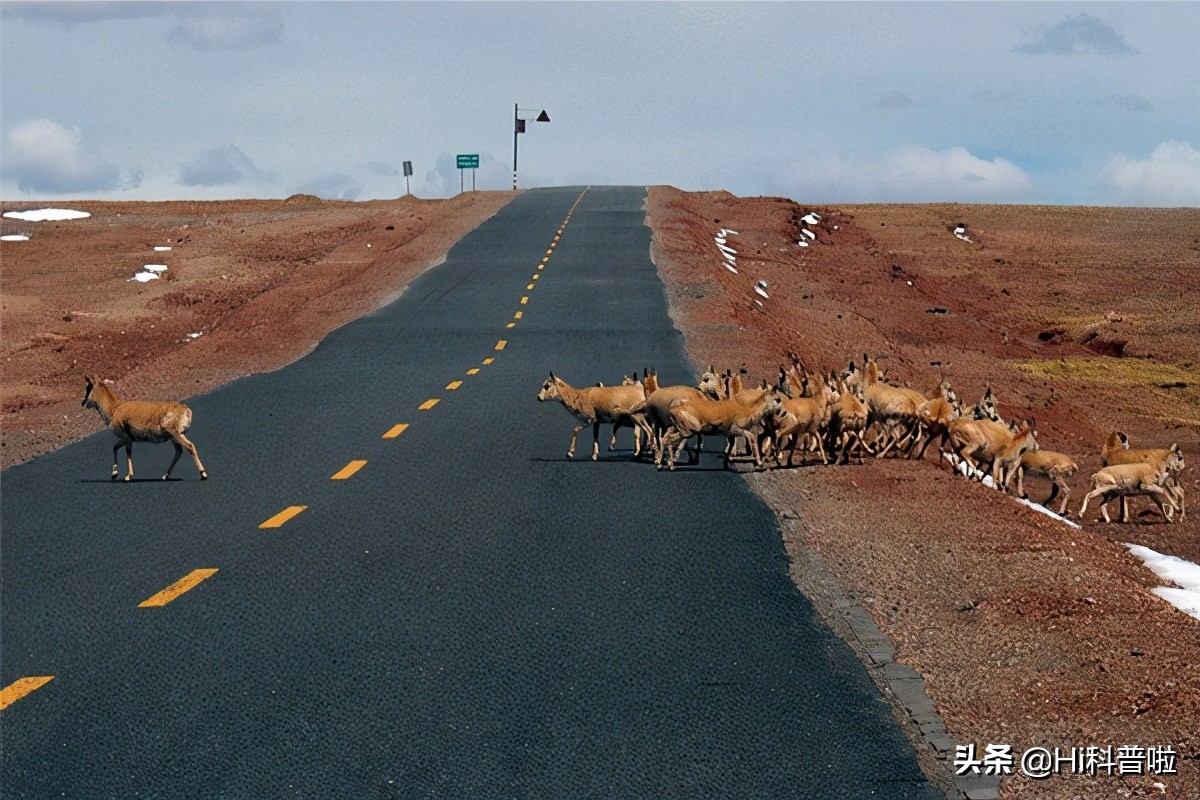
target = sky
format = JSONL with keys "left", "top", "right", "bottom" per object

{"left": 2, "top": 1, "right": 1198, "bottom": 206}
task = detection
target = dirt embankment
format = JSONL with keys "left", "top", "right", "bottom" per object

{"left": 645, "top": 187, "right": 1200, "bottom": 799}
{"left": 1, "top": 191, "right": 514, "bottom": 469}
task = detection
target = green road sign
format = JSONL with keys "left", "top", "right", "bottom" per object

{"left": 457, "top": 154, "right": 479, "bottom": 169}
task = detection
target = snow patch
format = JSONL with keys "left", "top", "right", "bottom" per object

{"left": 1126, "top": 544, "right": 1200, "bottom": 621}
{"left": 3, "top": 208, "right": 91, "bottom": 222}
{"left": 1, "top": 234, "right": 30, "bottom": 242}
{"left": 129, "top": 272, "right": 160, "bottom": 283}
{"left": 154, "top": 246, "right": 172, "bottom": 252}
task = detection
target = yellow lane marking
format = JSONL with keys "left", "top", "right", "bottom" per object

{"left": 537, "top": 264, "right": 545, "bottom": 270}
{"left": 139, "top": 568, "right": 219, "bottom": 607}
{"left": 545, "top": 249, "right": 553, "bottom": 256}
{"left": 260, "top": 505, "right": 307, "bottom": 529}
{"left": 514, "top": 311, "right": 523, "bottom": 319}
{"left": 419, "top": 398, "right": 440, "bottom": 410}
{"left": 526, "top": 283, "right": 535, "bottom": 290}
{"left": 506, "top": 322, "right": 516, "bottom": 329}
{"left": 466, "top": 368, "right": 480, "bottom": 375}
{"left": 520, "top": 296, "right": 528, "bottom": 305}
{"left": 494, "top": 340, "right": 507, "bottom": 351}
{"left": 532, "top": 274, "right": 540, "bottom": 280}
{"left": 331, "top": 460, "right": 367, "bottom": 480}
{"left": 446, "top": 380, "right": 463, "bottom": 391}
{"left": 0, "top": 676, "right": 54, "bottom": 710}
{"left": 482, "top": 357, "right": 495, "bottom": 365}
{"left": 383, "top": 423, "right": 409, "bottom": 439}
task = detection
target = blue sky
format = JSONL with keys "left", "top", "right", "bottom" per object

{"left": 3, "top": 2, "right": 1198, "bottom": 205}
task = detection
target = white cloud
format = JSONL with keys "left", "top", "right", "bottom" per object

{"left": 880, "top": 146, "right": 1034, "bottom": 201}
{"left": 295, "top": 173, "right": 363, "bottom": 201}
{"left": 1100, "top": 141, "right": 1200, "bottom": 206}
{"left": 2, "top": 119, "right": 121, "bottom": 193}
{"left": 167, "top": 14, "right": 282, "bottom": 51}
{"left": 178, "top": 145, "right": 265, "bottom": 186}
{"left": 1016, "top": 14, "right": 1136, "bottom": 56}
{"left": 776, "top": 146, "right": 1034, "bottom": 203}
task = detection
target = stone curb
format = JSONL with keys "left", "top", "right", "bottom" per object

{"left": 830, "top": 573, "right": 1003, "bottom": 800}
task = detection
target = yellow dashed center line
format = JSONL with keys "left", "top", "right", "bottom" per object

{"left": 419, "top": 398, "right": 440, "bottom": 410}
{"left": 446, "top": 380, "right": 463, "bottom": 391}
{"left": 466, "top": 368, "right": 480, "bottom": 375}
{"left": 139, "top": 568, "right": 219, "bottom": 608}
{"left": 383, "top": 423, "right": 409, "bottom": 439}
{"left": 520, "top": 296, "right": 528, "bottom": 305}
{"left": 514, "top": 311, "right": 523, "bottom": 319}
{"left": 506, "top": 322, "right": 516, "bottom": 329}
{"left": 494, "top": 340, "right": 507, "bottom": 351}
{"left": 526, "top": 283, "right": 535, "bottom": 290}
{"left": 482, "top": 357, "right": 495, "bottom": 365}
{"left": 260, "top": 505, "right": 307, "bottom": 529}
{"left": 532, "top": 274, "right": 540, "bottom": 280}
{"left": 0, "top": 676, "right": 54, "bottom": 711}
{"left": 545, "top": 249, "right": 553, "bottom": 256}
{"left": 331, "top": 460, "right": 367, "bottom": 480}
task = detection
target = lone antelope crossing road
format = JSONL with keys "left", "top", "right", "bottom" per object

{"left": 1, "top": 187, "right": 941, "bottom": 798}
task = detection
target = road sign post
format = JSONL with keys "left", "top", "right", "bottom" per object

{"left": 402, "top": 160, "right": 413, "bottom": 196}
{"left": 456, "top": 154, "right": 479, "bottom": 194}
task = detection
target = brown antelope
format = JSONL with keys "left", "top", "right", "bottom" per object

{"left": 631, "top": 374, "right": 715, "bottom": 465}
{"left": 658, "top": 392, "right": 781, "bottom": 471}
{"left": 1009, "top": 450, "right": 1079, "bottom": 515}
{"left": 605, "top": 372, "right": 647, "bottom": 453}
{"left": 946, "top": 416, "right": 1039, "bottom": 488}
{"left": 1099, "top": 433, "right": 1186, "bottom": 522}
{"left": 81, "top": 376, "right": 208, "bottom": 481}
{"left": 769, "top": 372, "right": 839, "bottom": 466}
{"left": 537, "top": 372, "right": 649, "bottom": 461}
{"left": 826, "top": 373, "right": 870, "bottom": 464}
{"left": 861, "top": 355, "right": 925, "bottom": 458}
{"left": 1078, "top": 457, "right": 1182, "bottom": 524}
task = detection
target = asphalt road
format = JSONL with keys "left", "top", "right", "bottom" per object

{"left": 1, "top": 186, "right": 942, "bottom": 798}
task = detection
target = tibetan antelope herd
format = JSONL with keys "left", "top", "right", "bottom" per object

{"left": 536, "top": 355, "right": 1187, "bottom": 525}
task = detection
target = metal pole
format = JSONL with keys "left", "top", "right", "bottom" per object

{"left": 513, "top": 102, "right": 519, "bottom": 190}
{"left": 460, "top": 168, "right": 464, "bottom": 195}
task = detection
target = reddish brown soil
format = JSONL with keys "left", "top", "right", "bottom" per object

{"left": 4, "top": 188, "right": 1198, "bottom": 798}
{"left": 645, "top": 187, "right": 1200, "bottom": 799}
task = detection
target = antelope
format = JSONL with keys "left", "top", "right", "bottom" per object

{"left": 946, "top": 416, "right": 1039, "bottom": 488}
{"left": 1009, "top": 450, "right": 1078, "bottom": 515}
{"left": 658, "top": 392, "right": 781, "bottom": 471}
{"left": 81, "top": 376, "right": 208, "bottom": 481}
{"left": 770, "top": 372, "right": 839, "bottom": 467}
{"left": 1077, "top": 458, "right": 1182, "bottom": 524}
{"left": 1099, "top": 433, "right": 1186, "bottom": 522}
{"left": 632, "top": 372, "right": 714, "bottom": 465}
{"left": 826, "top": 373, "right": 871, "bottom": 464}
{"left": 861, "top": 355, "right": 925, "bottom": 458}
{"left": 537, "top": 372, "right": 649, "bottom": 461}
{"left": 605, "top": 372, "right": 646, "bottom": 453}
{"left": 911, "top": 380, "right": 961, "bottom": 461}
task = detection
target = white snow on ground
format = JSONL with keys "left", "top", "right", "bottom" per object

{"left": 1, "top": 234, "right": 30, "bottom": 241}
{"left": 143, "top": 264, "right": 168, "bottom": 273}
{"left": 154, "top": 246, "right": 172, "bottom": 252}
{"left": 1126, "top": 544, "right": 1200, "bottom": 621}
{"left": 801, "top": 212, "right": 820, "bottom": 225}
{"left": 129, "top": 272, "right": 160, "bottom": 282}
{"left": 3, "top": 208, "right": 90, "bottom": 221}
{"left": 943, "top": 452, "right": 1199, "bottom": 620}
